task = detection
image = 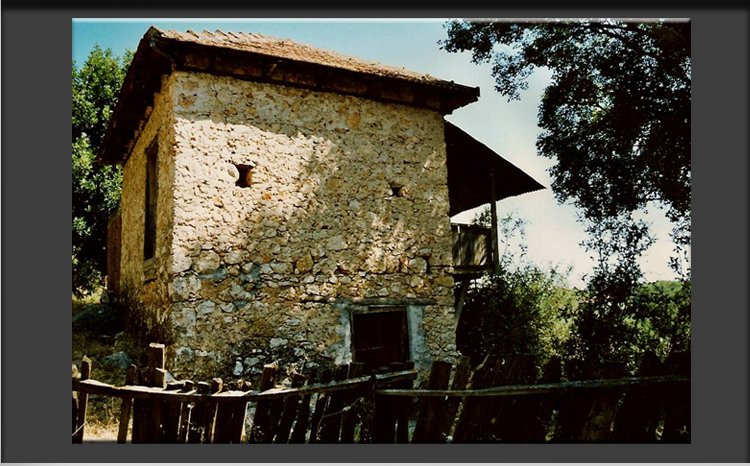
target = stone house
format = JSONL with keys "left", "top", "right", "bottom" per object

{"left": 99, "top": 27, "right": 543, "bottom": 378}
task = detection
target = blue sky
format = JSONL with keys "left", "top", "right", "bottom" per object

{"left": 73, "top": 18, "right": 686, "bottom": 288}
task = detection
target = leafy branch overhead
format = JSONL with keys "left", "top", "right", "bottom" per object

{"left": 442, "top": 20, "right": 691, "bottom": 249}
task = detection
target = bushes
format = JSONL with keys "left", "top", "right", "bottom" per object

{"left": 456, "top": 264, "right": 575, "bottom": 366}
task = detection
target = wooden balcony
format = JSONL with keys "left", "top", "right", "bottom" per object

{"left": 451, "top": 223, "right": 494, "bottom": 277}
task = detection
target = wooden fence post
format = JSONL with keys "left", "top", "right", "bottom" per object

{"left": 177, "top": 380, "right": 194, "bottom": 443}
{"left": 412, "top": 360, "right": 452, "bottom": 443}
{"left": 452, "top": 355, "right": 502, "bottom": 443}
{"left": 73, "top": 356, "right": 91, "bottom": 443}
{"left": 319, "top": 365, "right": 350, "bottom": 443}
{"left": 611, "top": 351, "right": 664, "bottom": 442}
{"left": 436, "top": 356, "right": 472, "bottom": 442}
{"left": 661, "top": 351, "right": 691, "bottom": 442}
{"left": 289, "top": 369, "right": 317, "bottom": 443}
{"left": 273, "top": 373, "right": 306, "bottom": 444}
{"left": 116, "top": 364, "right": 137, "bottom": 443}
{"left": 307, "top": 369, "right": 333, "bottom": 443}
{"left": 249, "top": 362, "right": 278, "bottom": 443}
{"left": 340, "top": 363, "right": 366, "bottom": 443}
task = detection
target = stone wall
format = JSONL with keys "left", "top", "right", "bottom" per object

{"left": 119, "top": 74, "right": 177, "bottom": 339}
{"left": 162, "top": 71, "right": 457, "bottom": 378}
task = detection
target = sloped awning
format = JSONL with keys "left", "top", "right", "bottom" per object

{"left": 445, "top": 121, "right": 545, "bottom": 217}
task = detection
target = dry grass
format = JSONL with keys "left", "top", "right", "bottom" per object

{"left": 73, "top": 289, "right": 143, "bottom": 442}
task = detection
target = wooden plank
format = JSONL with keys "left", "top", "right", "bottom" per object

{"left": 576, "top": 361, "right": 626, "bottom": 442}
{"left": 490, "top": 354, "right": 538, "bottom": 443}
{"left": 290, "top": 369, "right": 317, "bottom": 444}
{"left": 372, "top": 362, "right": 409, "bottom": 443}
{"left": 661, "top": 351, "right": 691, "bottom": 443}
{"left": 308, "top": 369, "right": 333, "bottom": 443}
{"left": 71, "top": 368, "right": 418, "bottom": 401}
{"left": 340, "top": 363, "right": 366, "bottom": 443}
{"left": 201, "top": 378, "right": 223, "bottom": 443}
{"left": 117, "top": 364, "right": 137, "bottom": 443}
{"left": 395, "top": 361, "right": 415, "bottom": 444}
{"left": 131, "top": 368, "right": 145, "bottom": 443}
{"left": 273, "top": 373, "right": 306, "bottom": 444}
{"left": 452, "top": 355, "right": 502, "bottom": 443}
{"left": 249, "top": 363, "right": 278, "bottom": 443}
{"left": 474, "top": 354, "right": 521, "bottom": 442}
{"left": 72, "top": 395, "right": 78, "bottom": 441}
{"left": 177, "top": 381, "right": 194, "bottom": 443}
{"left": 516, "top": 355, "right": 562, "bottom": 443}
{"left": 553, "top": 359, "right": 596, "bottom": 442}
{"left": 230, "top": 380, "right": 252, "bottom": 443}
{"left": 212, "top": 378, "right": 236, "bottom": 444}
{"left": 73, "top": 356, "right": 92, "bottom": 443}
{"left": 436, "top": 356, "right": 472, "bottom": 443}
{"left": 612, "top": 351, "right": 664, "bottom": 442}
{"left": 412, "top": 360, "right": 452, "bottom": 443}
{"left": 555, "top": 359, "right": 625, "bottom": 442}
{"left": 265, "top": 385, "right": 286, "bottom": 444}
{"left": 162, "top": 393, "right": 183, "bottom": 443}
{"left": 319, "top": 365, "right": 350, "bottom": 443}
{"left": 186, "top": 382, "right": 211, "bottom": 443}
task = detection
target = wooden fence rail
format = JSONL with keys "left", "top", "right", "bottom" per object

{"left": 72, "top": 343, "right": 689, "bottom": 443}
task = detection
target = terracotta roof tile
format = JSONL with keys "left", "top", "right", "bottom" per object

{"left": 154, "top": 27, "right": 464, "bottom": 91}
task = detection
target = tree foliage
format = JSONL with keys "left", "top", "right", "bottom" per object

{"left": 442, "top": 19, "right": 691, "bottom": 252}
{"left": 457, "top": 210, "right": 574, "bottom": 364}
{"left": 444, "top": 19, "right": 691, "bottom": 368}
{"left": 457, "top": 264, "right": 575, "bottom": 365}
{"left": 72, "top": 46, "right": 132, "bottom": 296}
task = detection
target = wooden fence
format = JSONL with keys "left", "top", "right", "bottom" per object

{"left": 72, "top": 344, "right": 689, "bottom": 443}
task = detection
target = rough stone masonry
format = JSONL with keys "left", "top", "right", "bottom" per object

{"left": 118, "top": 70, "right": 458, "bottom": 379}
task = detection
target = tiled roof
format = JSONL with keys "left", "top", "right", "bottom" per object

{"left": 155, "top": 27, "right": 467, "bottom": 92}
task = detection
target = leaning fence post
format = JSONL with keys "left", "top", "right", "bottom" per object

{"left": 73, "top": 356, "right": 92, "bottom": 444}
{"left": 117, "top": 364, "right": 138, "bottom": 443}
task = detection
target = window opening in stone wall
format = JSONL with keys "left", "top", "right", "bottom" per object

{"left": 144, "top": 138, "right": 158, "bottom": 261}
{"left": 351, "top": 307, "right": 409, "bottom": 371}
{"left": 235, "top": 164, "right": 255, "bottom": 188}
{"left": 389, "top": 182, "right": 404, "bottom": 197}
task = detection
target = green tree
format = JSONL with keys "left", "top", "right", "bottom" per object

{"left": 443, "top": 20, "right": 691, "bottom": 367}
{"left": 457, "top": 210, "right": 574, "bottom": 364}
{"left": 456, "top": 263, "right": 575, "bottom": 365}
{"left": 72, "top": 46, "right": 132, "bottom": 296}
{"left": 442, "top": 19, "right": 691, "bottom": 261}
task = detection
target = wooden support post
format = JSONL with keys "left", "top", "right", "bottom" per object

{"left": 73, "top": 356, "right": 91, "bottom": 443}
{"left": 117, "top": 364, "right": 137, "bottom": 443}
{"left": 454, "top": 279, "right": 471, "bottom": 328}
{"left": 489, "top": 167, "right": 499, "bottom": 274}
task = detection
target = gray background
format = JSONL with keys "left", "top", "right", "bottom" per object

{"left": 2, "top": 3, "right": 747, "bottom": 462}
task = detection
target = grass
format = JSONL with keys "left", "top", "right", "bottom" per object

{"left": 73, "top": 289, "right": 144, "bottom": 441}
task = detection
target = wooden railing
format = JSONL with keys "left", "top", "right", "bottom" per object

{"left": 72, "top": 343, "right": 690, "bottom": 443}
{"left": 451, "top": 223, "right": 493, "bottom": 275}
